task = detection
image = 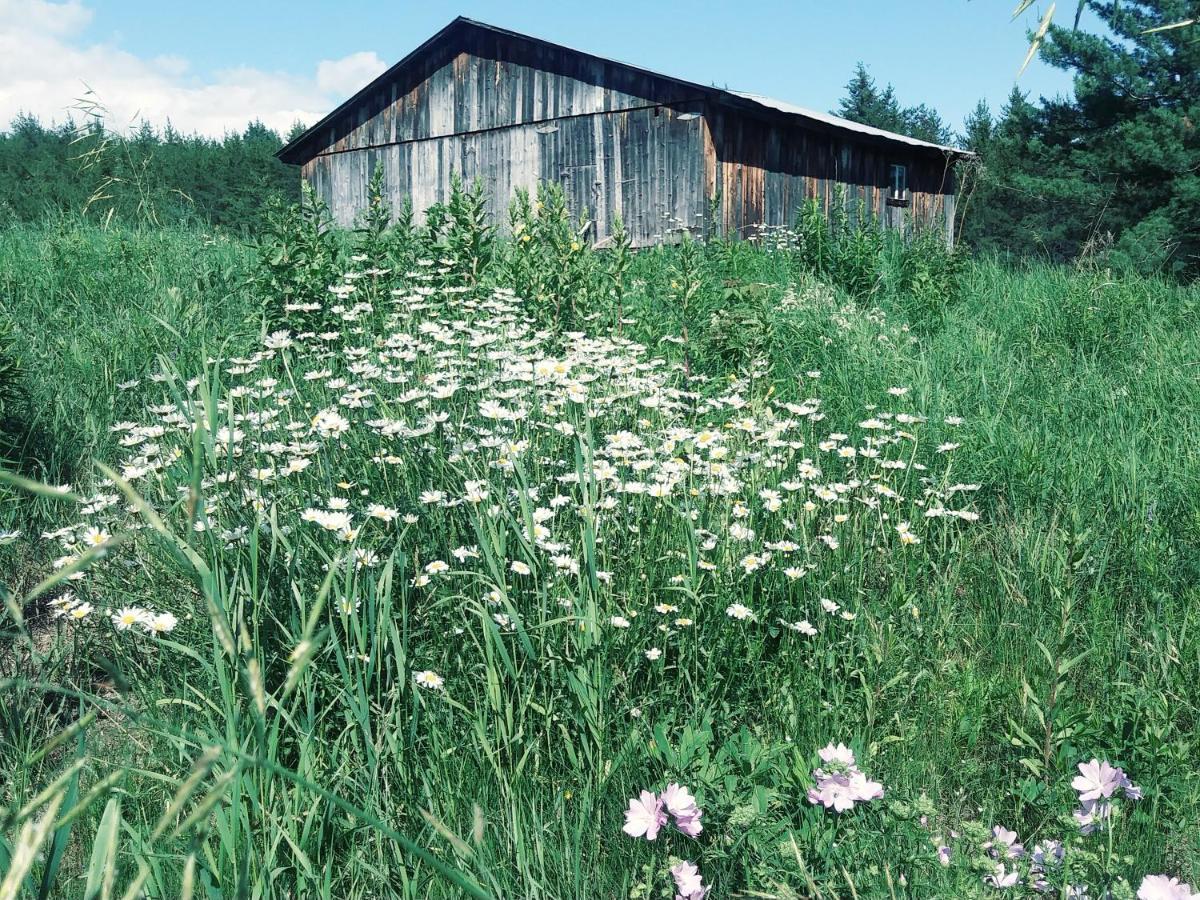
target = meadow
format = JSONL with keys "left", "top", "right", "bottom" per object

{"left": 0, "top": 185, "right": 1198, "bottom": 899}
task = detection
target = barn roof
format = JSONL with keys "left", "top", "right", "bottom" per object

{"left": 278, "top": 16, "right": 968, "bottom": 165}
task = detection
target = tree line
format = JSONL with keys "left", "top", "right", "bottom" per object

{"left": 0, "top": 116, "right": 301, "bottom": 232}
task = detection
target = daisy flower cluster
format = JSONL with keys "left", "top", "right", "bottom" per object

{"left": 109, "top": 606, "right": 178, "bottom": 634}
{"left": 9, "top": 254, "right": 989, "bottom": 898}
{"left": 22, "top": 258, "right": 978, "bottom": 685}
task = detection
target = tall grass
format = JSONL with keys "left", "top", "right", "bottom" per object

{"left": 0, "top": 222, "right": 254, "bottom": 487}
{"left": 1, "top": 203, "right": 1198, "bottom": 898}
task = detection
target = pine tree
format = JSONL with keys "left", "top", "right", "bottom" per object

{"left": 836, "top": 63, "right": 905, "bottom": 133}
{"left": 962, "top": 100, "right": 994, "bottom": 154}
{"left": 1037, "top": 0, "right": 1200, "bottom": 272}
{"left": 902, "top": 103, "right": 953, "bottom": 145}
{"left": 835, "top": 62, "right": 950, "bottom": 144}
{"left": 0, "top": 115, "right": 301, "bottom": 231}
{"left": 958, "top": 89, "right": 1062, "bottom": 255}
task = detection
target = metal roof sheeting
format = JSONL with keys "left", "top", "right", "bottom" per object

{"left": 727, "top": 91, "right": 963, "bottom": 155}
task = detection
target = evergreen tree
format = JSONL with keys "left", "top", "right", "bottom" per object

{"left": 0, "top": 115, "right": 302, "bottom": 231}
{"left": 1037, "top": 0, "right": 1200, "bottom": 273}
{"left": 835, "top": 62, "right": 951, "bottom": 144}
{"left": 958, "top": 88, "right": 1064, "bottom": 256}
{"left": 902, "top": 103, "right": 953, "bottom": 145}
{"left": 837, "top": 63, "right": 905, "bottom": 133}
{"left": 962, "top": 99, "right": 994, "bottom": 154}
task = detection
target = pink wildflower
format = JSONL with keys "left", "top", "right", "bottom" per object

{"left": 622, "top": 790, "right": 666, "bottom": 840}
{"left": 807, "top": 742, "right": 883, "bottom": 814}
{"left": 985, "top": 863, "right": 1020, "bottom": 889}
{"left": 817, "top": 742, "right": 856, "bottom": 768}
{"left": 1137, "top": 875, "right": 1199, "bottom": 900}
{"left": 674, "top": 809, "right": 703, "bottom": 837}
{"left": 661, "top": 782, "right": 703, "bottom": 836}
{"left": 661, "top": 783, "right": 699, "bottom": 818}
{"left": 671, "top": 860, "right": 709, "bottom": 899}
{"left": 848, "top": 770, "right": 884, "bottom": 802}
{"left": 1073, "top": 799, "right": 1112, "bottom": 835}
{"left": 1071, "top": 759, "right": 1127, "bottom": 803}
{"left": 809, "top": 773, "right": 857, "bottom": 813}
{"left": 987, "top": 825, "right": 1025, "bottom": 860}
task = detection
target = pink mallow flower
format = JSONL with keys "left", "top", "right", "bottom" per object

{"left": 623, "top": 790, "right": 666, "bottom": 840}
{"left": 662, "top": 783, "right": 703, "bottom": 836}
{"left": 671, "top": 860, "right": 710, "bottom": 899}
{"left": 1031, "top": 839, "right": 1064, "bottom": 869}
{"left": 623, "top": 785, "right": 703, "bottom": 840}
{"left": 1138, "top": 875, "right": 1199, "bottom": 900}
{"left": 817, "top": 742, "right": 856, "bottom": 768}
{"left": 848, "top": 770, "right": 884, "bottom": 802}
{"left": 985, "top": 863, "right": 1020, "bottom": 889}
{"left": 1071, "top": 759, "right": 1128, "bottom": 803}
{"left": 807, "top": 743, "right": 884, "bottom": 814}
{"left": 987, "top": 825, "right": 1025, "bottom": 860}
{"left": 661, "top": 783, "right": 698, "bottom": 818}
{"left": 1073, "top": 799, "right": 1113, "bottom": 835}
{"left": 674, "top": 809, "right": 703, "bottom": 837}
{"left": 808, "top": 773, "right": 857, "bottom": 813}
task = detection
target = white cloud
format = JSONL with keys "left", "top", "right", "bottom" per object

{"left": 317, "top": 51, "right": 388, "bottom": 97}
{"left": 0, "top": 0, "right": 385, "bottom": 137}
{"left": 5, "top": 0, "right": 93, "bottom": 35}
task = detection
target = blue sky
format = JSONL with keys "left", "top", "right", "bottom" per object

{"left": 2, "top": 0, "right": 1081, "bottom": 137}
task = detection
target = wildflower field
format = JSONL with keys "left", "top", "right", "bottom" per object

{"left": 1, "top": 186, "right": 1199, "bottom": 899}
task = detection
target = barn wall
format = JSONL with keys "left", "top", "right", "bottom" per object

{"left": 705, "top": 107, "right": 957, "bottom": 245}
{"left": 295, "top": 27, "right": 961, "bottom": 249}
{"left": 303, "top": 102, "right": 707, "bottom": 247}
{"left": 300, "top": 31, "right": 705, "bottom": 158}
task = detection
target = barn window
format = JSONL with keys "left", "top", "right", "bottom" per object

{"left": 889, "top": 163, "right": 908, "bottom": 200}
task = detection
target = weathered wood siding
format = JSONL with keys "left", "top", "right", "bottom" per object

{"left": 301, "top": 31, "right": 709, "bottom": 247}
{"left": 304, "top": 102, "right": 705, "bottom": 245}
{"left": 704, "top": 107, "right": 957, "bottom": 243}
{"left": 295, "top": 27, "right": 703, "bottom": 158}
{"left": 294, "top": 20, "right": 961, "bottom": 248}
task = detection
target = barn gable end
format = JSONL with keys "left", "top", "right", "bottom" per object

{"left": 288, "top": 27, "right": 706, "bottom": 159}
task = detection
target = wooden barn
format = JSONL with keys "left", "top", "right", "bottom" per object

{"left": 278, "top": 17, "right": 969, "bottom": 247}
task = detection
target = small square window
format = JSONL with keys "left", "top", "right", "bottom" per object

{"left": 889, "top": 164, "right": 908, "bottom": 200}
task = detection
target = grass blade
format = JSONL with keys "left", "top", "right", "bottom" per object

{"left": 83, "top": 798, "right": 121, "bottom": 900}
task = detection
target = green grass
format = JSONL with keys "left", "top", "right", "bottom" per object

{"left": 1, "top": 215, "right": 1198, "bottom": 899}
{"left": 0, "top": 222, "right": 254, "bottom": 486}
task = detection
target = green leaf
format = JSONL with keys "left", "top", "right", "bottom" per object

{"left": 1019, "top": 3, "right": 1056, "bottom": 77}
{"left": 83, "top": 799, "right": 121, "bottom": 900}
{"left": 37, "top": 750, "right": 81, "bottom": 900}
{"left": 1011, "top": 0, "right": 1039, "bottom": 19}
{"left": 1142, "top": 18, "right": 1196, "bottom": 34}
{"left": 1058, "top": 647, "right": 1093, "bottom": 675}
